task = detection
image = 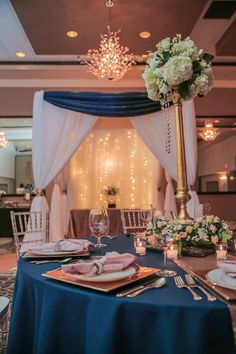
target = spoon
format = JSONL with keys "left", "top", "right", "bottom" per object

{"left": 127, "top": 278, "right": 166, "bottom": 297}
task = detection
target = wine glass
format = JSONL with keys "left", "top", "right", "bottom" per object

{"left": 202, "top": 203, "right": 211, "bottom": 216}
{"left": 163, "top": 210, "right": 176, "bottom": 220}
{"left": 140, "top": 204, "right": 154, "bottom": 227}
{"left": 155, "top": 234, "right": 177, "bottom": 277}
{"left": 89, "top": 207, "right": 109, "bottom": 255}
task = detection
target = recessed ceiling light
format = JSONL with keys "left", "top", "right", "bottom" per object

{"left": 67, "top": 31, "right": 78, "bottom": 38}
{"left": 15, "top": 51, "right": 26, "bottom": 58}
{"left": 139, "top": 31, "right": 151, "bottom": 39}
{"left": 214, "top": 120, "right": 220, "bottom": 123}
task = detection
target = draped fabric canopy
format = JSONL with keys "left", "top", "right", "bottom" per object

{"left": 28, "top": 90, "right": 200, "bottom": 246}
{"left": 44, "top": 91, "right": 162, "bottom": 117}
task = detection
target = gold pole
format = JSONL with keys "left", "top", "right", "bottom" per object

{"left": 173, "top": 94, "right": 191, "bottom": 220}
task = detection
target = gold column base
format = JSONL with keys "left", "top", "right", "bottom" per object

{"left": 173, "top": 93, "right": 191, "bottom": 221}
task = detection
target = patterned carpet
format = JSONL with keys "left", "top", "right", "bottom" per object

{"left": 0, "top": 241, "right": 16, "bottom": 354}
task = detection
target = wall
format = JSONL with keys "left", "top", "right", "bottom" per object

{"left": 199, "top": 193, "right": 236, "bottom": 221}
{"left": 0, "top": 177, "right": 14, "bottom": 194}
{"left": 0, "top": 147, "right": 15, "bottom": 178}
{"left": 198, "top": 135, "right": 236, "bottom": 176}
{"left": 0, "top": 147, "right": 15, "bottom": 193}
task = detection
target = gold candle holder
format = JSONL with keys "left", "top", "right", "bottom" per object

{"left": 172, "top": 93, "right": 191, "bottom": 220}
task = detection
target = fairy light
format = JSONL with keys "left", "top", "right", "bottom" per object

{"left": 68, "top": 128, "right": 159, "bottom": 208}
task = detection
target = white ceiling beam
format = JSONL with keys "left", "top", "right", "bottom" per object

{"left": 190, "top": 0, "right": 236, "bottom": 58}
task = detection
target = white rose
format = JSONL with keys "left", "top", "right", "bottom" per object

{"left": 164, "top": 56, "right": 193, "bottom": 86}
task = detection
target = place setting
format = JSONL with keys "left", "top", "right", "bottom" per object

{"left": 22, "top": 239, "right": 97, "bottom": 261}
{"left": 42, "top": 251, "right": 160, "bottom": 293}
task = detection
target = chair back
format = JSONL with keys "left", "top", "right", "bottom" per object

{"left": 10, "top": 210, "right": 49, "bottom": 259}
{"left": 120, "top": 209, "right": 146, "bottom": 234}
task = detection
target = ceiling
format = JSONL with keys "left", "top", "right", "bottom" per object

{"left": 0, "top": 0, "right": 235, "bottom": 148}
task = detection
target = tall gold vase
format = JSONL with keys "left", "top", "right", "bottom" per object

{"left": 173, "top": 94, "right": 191, "bottom": 220}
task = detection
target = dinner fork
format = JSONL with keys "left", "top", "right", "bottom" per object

{"left": 184, "top": 274, "right": 217, "bottom": 301}
{"left": 174, "top": 275, "right": 202, "bottom": 301}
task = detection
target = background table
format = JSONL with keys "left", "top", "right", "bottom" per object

{"left": 7, "top": 236, "right": 236, "bottom": 354}
{"left": 70, "top": 209, "right": 124, "bottom": 237}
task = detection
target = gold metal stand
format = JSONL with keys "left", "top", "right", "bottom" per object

{"left": 173, "top": 93, "right": 191, "bottom": 220}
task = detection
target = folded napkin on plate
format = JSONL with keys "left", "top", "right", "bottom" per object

{"left": 218, "top": 260, "right": 236, "bottom": 277}
{"left": 62, "top": 251, "right": 137, "bottom": 277}
{"left": 30, "top": 239, "right": 92, "bottom": 253}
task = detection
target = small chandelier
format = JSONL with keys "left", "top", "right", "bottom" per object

{"left": 86, "top": 0, "right": 135, "bottom": 81}
{"left": 199, "top": 121, "right": 220, "bottom": 142}
{"left": 0, "top": 131, "right": 8, "bottom": 148}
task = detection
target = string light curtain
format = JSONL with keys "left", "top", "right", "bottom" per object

{"left": 67, "top": 129, "right": 159, "bottom": 209}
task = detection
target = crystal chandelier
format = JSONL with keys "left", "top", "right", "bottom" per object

{"left": 86, "top": 0, "right": 135, "bottom": 81}
{"left": 199, "top": 121, "right": 220, "bottom": 142}
{"left": 0, "top": 131, "right": 8, "bottom": 148}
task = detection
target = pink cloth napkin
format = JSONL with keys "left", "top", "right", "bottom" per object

{"left": 62, "top": 251, "right": 137, "bottom": 277}
{"left": 218, "top": 260, "right": 236, "bottom": 277}
{"left": 30, "top": 239, "right": 92, "bottom": 253}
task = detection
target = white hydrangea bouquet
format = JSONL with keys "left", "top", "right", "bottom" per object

{"left": 142, "top": 34, "right": 214, "bottom": 104}
{"left": 145, "top": 215, "right": 232, "bottom": 251}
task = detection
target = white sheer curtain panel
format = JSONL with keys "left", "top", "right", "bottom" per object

{"left": 164, "top": 171, "right": 177, "bottom": 219}
{"left": 156, "top": 161, "right": 165, "bottom": 212}
{"left": 29, "top": 91, "right": 98, "bottom": 243}
{"left": 130, "top": 99, "right": 201, "bottom": 218}
{"left": 33, "top": 91, "right": 98, "bottom": 189}
{"left": 50, "top": 183, "right": 65, "bottom": 241}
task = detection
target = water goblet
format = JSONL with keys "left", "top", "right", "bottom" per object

{"left": 140, "top": 204, "right": 154, "bottom": 227}
{"left": 202, "top": 203, "right": 212, "bottom": 216}
{"left": 89, "top": 207, "right": 109, "bottom": 255}
{"left": 155, "top": 234, "right": 177, "bottom": 277}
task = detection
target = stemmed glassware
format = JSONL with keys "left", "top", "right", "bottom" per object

{"left": 155, "top": 234, "right": 177, "bottom": 277}
{"left": 202, "top": 203, "right": 211, "bottom": 216}
{"left": 140, "top": 204, "right": 154, "bottom": 227}
{"left": 89, "top": 207, "right": 109, "bottom": 255}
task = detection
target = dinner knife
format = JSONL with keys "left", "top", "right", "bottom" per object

{"left": 116, "top": 285, "right": 145, "bottom": 297}
{"left": 116, "top": 277, "right": 158, "bottom": 297}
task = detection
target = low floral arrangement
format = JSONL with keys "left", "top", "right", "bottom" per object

{"left": 142, "top": 34, "right": 214, "bottom": 104}
{"left": 103, "top": 186, "right": 119, "bottom": 196}
{"left": 145, "top": 215, "right": 232, "bottom": 249}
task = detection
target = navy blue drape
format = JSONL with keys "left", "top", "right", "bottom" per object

{"left": 44, "top": 91, "right": 161, "bottom": 117}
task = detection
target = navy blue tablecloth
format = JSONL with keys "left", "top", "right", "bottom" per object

{"left": 7, "top": 236, "right": 236, "bottom": 354}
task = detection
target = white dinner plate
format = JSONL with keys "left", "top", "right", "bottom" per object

{"left": 62, "top": 266, "right": 137, "bottom": 282}
{"left": 30, "top": 249, "right": 83, "bottom": 256}
{"left": 206, "top": 269, "right": 236, "bottom": 291}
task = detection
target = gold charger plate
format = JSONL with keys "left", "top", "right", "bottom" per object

{"left": 174, "top": 256, "right": 236, "bottom": 301}
{"left": 42, "top": 266, "right": 158, "bottom": 292}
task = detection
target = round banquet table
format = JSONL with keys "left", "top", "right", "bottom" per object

{"left": 7, "top": 235, "right": 236, "bottom": 354}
